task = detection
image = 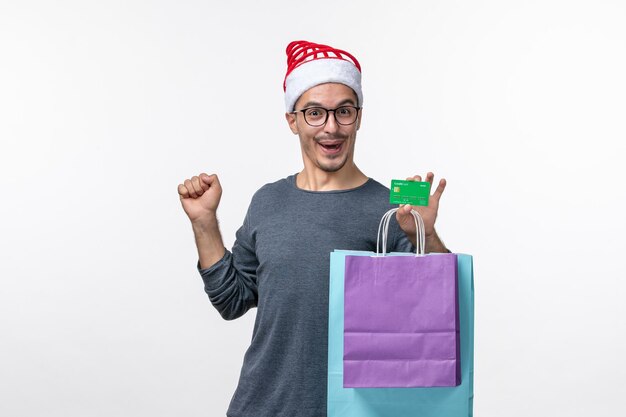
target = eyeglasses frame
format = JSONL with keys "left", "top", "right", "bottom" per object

{"left": 290, "top": 105, "right": 362, "bottom": 127}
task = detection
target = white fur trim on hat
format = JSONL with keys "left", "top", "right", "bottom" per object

{"left": 284, "top": 58, "right": 363, "bottom": 112}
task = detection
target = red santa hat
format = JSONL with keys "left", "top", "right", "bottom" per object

{"left": 283, "top": 40, "right": 363, "bottom": 112}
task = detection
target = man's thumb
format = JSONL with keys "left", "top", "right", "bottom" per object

{"left": 201, "top": 173, "right": 218, "bottom": 185}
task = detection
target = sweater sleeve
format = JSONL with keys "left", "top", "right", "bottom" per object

{"left": 391, "top": 230, "right": 416, "bottom": 253}
{"left": 197, "top": 211, "right": 259, "bottom": 321}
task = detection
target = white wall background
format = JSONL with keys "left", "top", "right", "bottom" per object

{"left": 1, "top": 1, "right": 625, "bottom": 416}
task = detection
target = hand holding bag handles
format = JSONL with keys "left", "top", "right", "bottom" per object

{"left": 376, "top": 207, "right": 425, "bottom": 256}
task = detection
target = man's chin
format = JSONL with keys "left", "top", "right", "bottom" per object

{"left": 317, "top": 157, "right": 348, "bottom": 173}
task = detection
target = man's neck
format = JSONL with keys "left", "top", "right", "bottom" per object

{"left": 296, "top": 164, "right": 368, "bottom": 191}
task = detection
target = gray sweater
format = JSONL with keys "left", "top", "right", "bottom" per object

{"left": 199, "top": 174, "right": 413, "bottom": 417}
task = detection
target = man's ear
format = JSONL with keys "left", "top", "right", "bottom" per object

{"left": 356, "top": 108, "right": 363, "bottom": 130}
{"left": 285, "top": 112, "right": 299, "bottom": 135}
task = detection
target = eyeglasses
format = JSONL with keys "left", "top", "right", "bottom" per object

{"left": 291, "top": 106, "right": 361, "bottom": 127}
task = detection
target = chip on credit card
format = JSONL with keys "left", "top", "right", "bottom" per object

{"left": 389, "top": 179, "right": 431, "bottom": 206}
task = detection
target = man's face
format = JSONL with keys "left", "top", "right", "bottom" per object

{"left": 286, "top": 83, "right": 361, "bottom": 173}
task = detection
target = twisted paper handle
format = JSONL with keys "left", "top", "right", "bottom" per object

{"left": 376, "top": 208, "right": 425, "bottom": 257}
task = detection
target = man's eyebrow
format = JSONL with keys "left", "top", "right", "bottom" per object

{"left": 336, "top": 98, "right": 357, "bottom": 107}
{"left": 298, "top": 101, "right": 323, "bottom": 108}
{"left": 298, "top": 98, "right": 357, "bottom": 109}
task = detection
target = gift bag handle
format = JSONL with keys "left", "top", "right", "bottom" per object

{"left": 376, "top": 208, "right": 425, "bottom": 257}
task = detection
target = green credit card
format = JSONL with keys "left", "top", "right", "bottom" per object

{"left": 389, "top": 179, "right": 431, "bottom": 206}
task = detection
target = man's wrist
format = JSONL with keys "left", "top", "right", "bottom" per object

{"left": 191, "top": 214, "right": 219, "bottom": 234}
{"left": 191, "top": 215, "right": 226, "bottom": 269}
{"left": 424, "top": 230, "right": 450, "bottom": 253}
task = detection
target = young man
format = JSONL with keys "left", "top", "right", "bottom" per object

{"left": 178, "top": 40, "right": 448, "bottom": 417}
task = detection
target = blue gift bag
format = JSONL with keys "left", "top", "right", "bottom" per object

{"left": 328, "top": 250, "right": 474, "bottom": 417}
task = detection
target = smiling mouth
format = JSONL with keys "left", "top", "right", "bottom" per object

{"left": 320, "top": 143, "right": 342, "bottom": 151}
{"left": 317, "top": 139, "right": 345, "bottom": 154}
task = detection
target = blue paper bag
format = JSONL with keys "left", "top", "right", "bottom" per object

{"left": 328, "top": 250, "right": 474, "bottom": 417}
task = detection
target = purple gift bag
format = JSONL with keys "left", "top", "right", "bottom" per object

{"left": 343, "top": 209, "right": 461, "bottom": 388}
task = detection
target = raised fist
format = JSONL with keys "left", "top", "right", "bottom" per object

{"left": 178, "top": 173, "right": 222, "bottom": 224}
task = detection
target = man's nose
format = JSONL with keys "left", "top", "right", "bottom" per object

{"left": 324, "top": 110, "right": 340, "bottom": 133}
